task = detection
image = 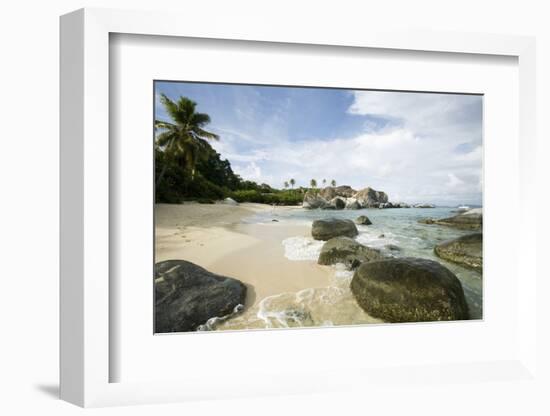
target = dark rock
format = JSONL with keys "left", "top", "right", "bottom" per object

{"left": 351, "top": 257, "right": 469, "bottom": 322}
{"left": 318, "top": 236, "right": 384, "bottom": 269}
{"left": 329, "top": 197, "right": 346, "bottom": 210}
{"left": 311, "top": 218, "right": 358, "bottom": 241}
{"left": 155, "top": 260, "right": 247, "bottom": 333}
{"left": 272, "top": 219, "right": 279, "bottom": 222}
{"left": 385, "top": 244, "right": 401, "bottom": 251}
{"left": 434, "top": 233, "right": 482, "bottom": 272}
{"left": 355, "top": 215, "right": 372, "bottom": 225}
{"left": 418, "top": 218, "right": 436, "bottom": 224}
{"left": 323, "top": 197, "right": 345, "bottom": 210}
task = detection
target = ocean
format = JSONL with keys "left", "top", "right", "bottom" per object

{"left": 213, "top": 206, "right": 482, "bottom": 331}
{"left": 250, "top": 207, "right": 481, "bottom": 318}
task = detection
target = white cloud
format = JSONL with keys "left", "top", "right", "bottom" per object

{"left": 214, "top": 90, "right": 483, "bottom": 205}
{"left": 446, "top": 173, "right": 465, "bottom": 188}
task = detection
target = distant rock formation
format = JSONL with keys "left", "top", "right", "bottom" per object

{"left": 303, "top": 185, "right": 402, "bottom": 209}
{"left": 302, "top": 190, "right": 328, "bottom": 209}
{"left": 319, "top": 185, "right": 356, "bottom": 200}
{"left": 354, "top": 187, "right": 389, "bottom": 208}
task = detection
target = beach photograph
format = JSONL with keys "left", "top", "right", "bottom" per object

{"left": 154, "top": 81, "right": 483, "bottom": 333}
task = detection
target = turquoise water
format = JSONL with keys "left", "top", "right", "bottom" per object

{"left": 245, "top": 207, "right": 483, "bottom": 320}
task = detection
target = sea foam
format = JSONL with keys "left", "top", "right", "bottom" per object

{"left": 282, "top": 236, "right": 324, "bottom": 261}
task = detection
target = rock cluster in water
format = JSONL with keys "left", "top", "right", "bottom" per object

{"left": 311, "top": 216, "right": 472, "bottom": 323}
{"left": 155, "top": 205, "right": 483, "bottom": 331}
{"left": 155, "top": 260, "right": 247, "bottom": 333}
{"left": 419, "top": 208, "right": 482, "bottom": 231}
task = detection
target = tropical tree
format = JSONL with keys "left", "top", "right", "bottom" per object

{"left": 284, "top": 181, "right": 289, "bottom": 189}
{"left": 289, "top": 178, "right": 296, "bottom": 189}
{"left": 331, "top": 179, "right": 336, "bottom": 187}
{"left": 310, "top": 179, "right": 317, "bottom": 189}
{"left": 155, "top": 94, "right": 219, "bottom": 187}
{"left": 322, "top": 179, "right": 327, "bottom": 186}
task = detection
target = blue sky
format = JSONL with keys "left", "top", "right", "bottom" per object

{"left": 155, "top": 81, "right": 483, "bottom": 205}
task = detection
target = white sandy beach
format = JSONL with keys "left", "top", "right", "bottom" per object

{"left": 155, "top": 203, "right": 335, "bottom": 309}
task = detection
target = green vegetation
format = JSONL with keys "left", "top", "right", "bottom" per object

{"left": 155, "top": 94, "right": 305, "bottom": 205}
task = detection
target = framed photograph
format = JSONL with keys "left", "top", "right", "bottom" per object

{"left": 60, "top": 8, "right": 538, "bottom": 407}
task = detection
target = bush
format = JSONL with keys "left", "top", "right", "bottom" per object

{"left": 230, "top": 190, "right": 302, "bottom": 205}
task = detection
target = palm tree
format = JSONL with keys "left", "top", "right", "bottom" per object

{"left": 155, "top": 94, "right": 219, "bottom": 188}
{"left": 284, "top": 181, "right": 289, "bottom": 189}
{"left": 310, "top": 179, "right": 317, "bottom": 189}
{"left": 289, "top": 178, "right": 296, "bottom": 189}
{"left": 322, "top": 179, "right": 327, "bottom": 187}
{"left": 331, "top": 179, "right": 336, "bottom": 187}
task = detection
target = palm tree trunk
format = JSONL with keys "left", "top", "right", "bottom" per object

{"left": 156, "top": 164, "right": 167, "bottom": 189}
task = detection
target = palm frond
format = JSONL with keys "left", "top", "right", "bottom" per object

{"left": 192, "top": 127, "right": 219, "bottom": 141}
{"left": 190, "top": 112, "right": 211, "bottom": 126}
{"left": 156, "top": 132, "right": 176, "bottom": 149}
{"left": 159, "top": 94, "right": 182, "bottom": 124}
{"left": 154, "top": 120, "right": 177, "bottom": 131}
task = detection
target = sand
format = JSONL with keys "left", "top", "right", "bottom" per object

{"left": 155, "top": 203, "right": 334, "bottom": 308}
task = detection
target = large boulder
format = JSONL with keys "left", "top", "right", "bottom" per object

{"left": 155, "top": 260, "right": 247, "bottom": 333}
{"left": 302, "top": 190, "right": 328, "bottom": 209}
{"left": 319, "top": 187, "right": 337, "bottom": 200}
{"left": 345, "top": 198, "right": 361, "bottom": 210}
{"left": 433, "top": 210, "right": 482, "bottom": 231}
{"left": 334, "top": 185, "right": 356, "bottom": 198}
{"left": 318, "top": 236, "right": 384, "bottom": 269}
{"left": 355, "top": 187, "right": 388, "bottom": 208}
{"left": 351, "top": 257, "right": 469, "bottom": 322}
{"left": 434, "top": 233, "right": 483, "bottom": 272}
{"left": 311, "top": 218, "right": 358, "bottom": 241}
{"left": 327, "top": 197, "right": 346, "bottom": 210}
{"left": 355, "top": 215, "right": 372, "bottom": 225}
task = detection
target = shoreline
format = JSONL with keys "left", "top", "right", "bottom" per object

{"left": 155, "top": 202, "right": 334, "bottom": 311}
{"left": 155, "top": 202, "right": 483, "bottom": 330}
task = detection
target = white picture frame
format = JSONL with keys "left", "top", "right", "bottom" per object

{"left": 60, "top": 7, "right": 538, "bottom": 407}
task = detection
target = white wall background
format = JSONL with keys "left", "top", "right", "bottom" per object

{"left": 0, "top": 0, "right": 548, "bottom": 415}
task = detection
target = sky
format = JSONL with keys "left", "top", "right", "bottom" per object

{"left": 155, "top": 81, "right": 483, "bottom": 206}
